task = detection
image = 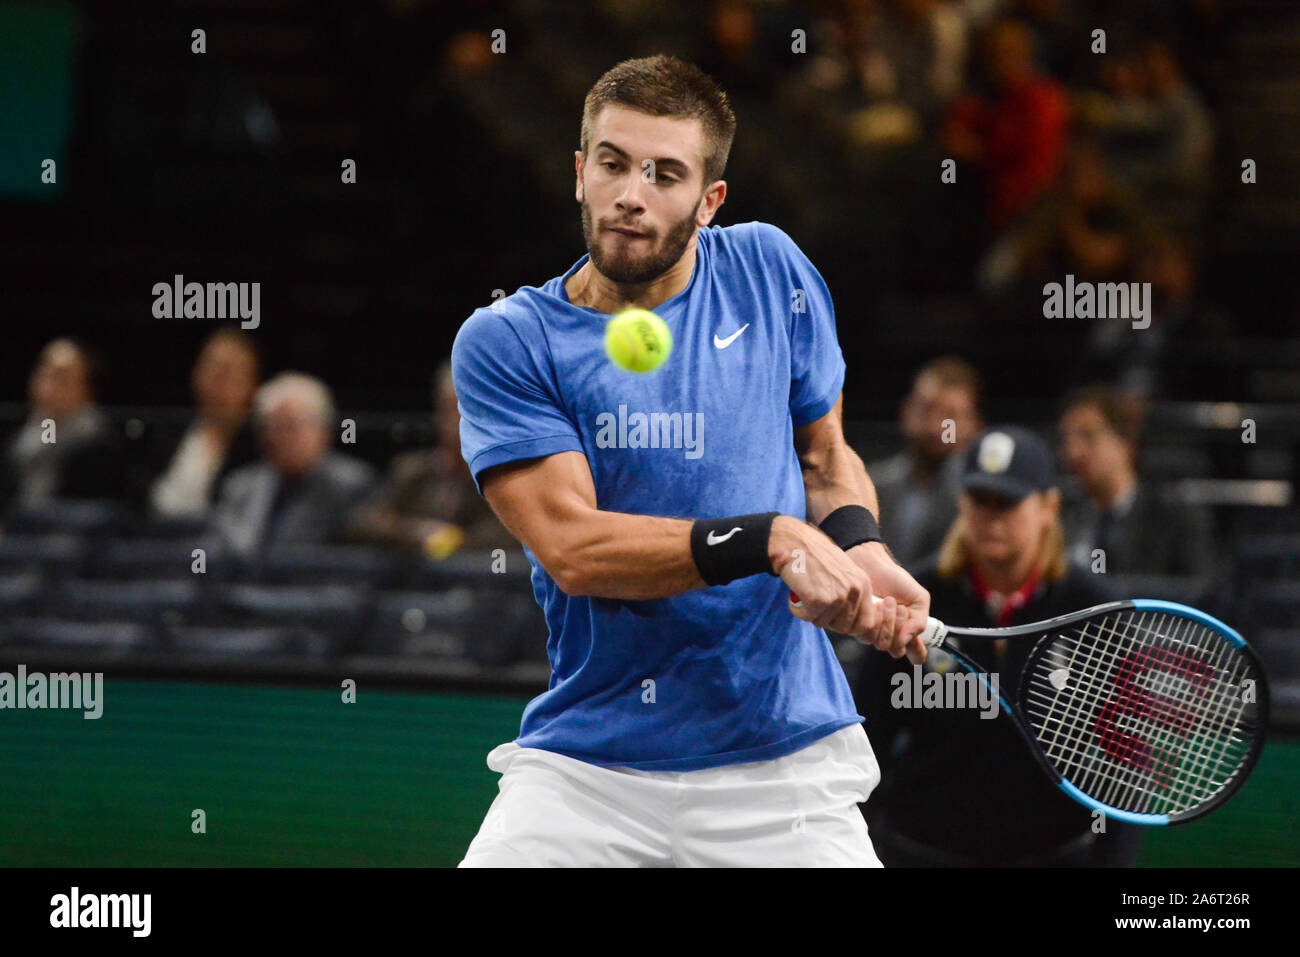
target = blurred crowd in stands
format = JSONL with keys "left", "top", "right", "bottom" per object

{"left": 1, "top": 332, "right": 514, "bottom": 559}
{"left": 871, "top": 357, "right": 1215, "bottom": 582}
{"left": 1, "top": 330, "right": 1290, "bottom": 680}
{"left": 421, "top": 0, "right": 1240, "bottom": 402}
{"left": 0, "top": 332, "right": 539, "bottom": 672}
{"left": 856, "top": 359, "right": 1224, "bottom": 864}
{"left": 1, "top": 1, "right": 1293, "bottom": 698}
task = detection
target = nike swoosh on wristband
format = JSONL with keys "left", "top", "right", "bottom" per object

{"left": 712, "top": 323, "right": 750, "bottom": 348}
{"left": 706, "top": 527, "right": 743, "bottom": 545}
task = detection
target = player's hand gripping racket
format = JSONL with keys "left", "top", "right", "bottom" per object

{"left": 794, "top": 594, "right": 1269, "bottom": 824}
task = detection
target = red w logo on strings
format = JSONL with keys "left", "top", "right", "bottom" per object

{"left": 1093, "top": 647, "right": 1215, "bottom": 786}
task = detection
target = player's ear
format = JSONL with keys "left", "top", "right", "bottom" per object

{"left": 696, "top": 179, "right": 726, "bottom": 226}
{"left": 575, "top": 150, "right": 585, "bottom": 202}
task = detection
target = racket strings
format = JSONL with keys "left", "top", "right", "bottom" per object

{"left": 1100, "top": 613, "right": 1252, "bottom": 815}
{"left": 1073, "top": 615, "right": 1250, "bottom": 814}
{"left": 1021, "top": 610, "right": 1260, "bottom": 816}
{"left": 1024, "top": 643, "right": 1245, "bottom": 802}
{"left": 1048, "top": 614, "right": 1239, "bottom": 811}
{"left": 1024, "top": 673, "right": 1247, "bottom": 804}
{"left": 1073, "top": 613, "right": 1253, "bottom": 815}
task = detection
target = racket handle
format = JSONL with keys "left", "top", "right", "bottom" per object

{"left": 918, "top": 615, "right": 947, "bottom": 647}
{"left": 788, "top": 591, "right": 947, "bottom": 646}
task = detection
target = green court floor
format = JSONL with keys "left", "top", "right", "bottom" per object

{"left": 0, "top": 681, "right": 1293, "bottom": 866}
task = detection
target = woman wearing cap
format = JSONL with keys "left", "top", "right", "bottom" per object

{"left": 854, "top": 425, "right": 1143, "bottom": 867}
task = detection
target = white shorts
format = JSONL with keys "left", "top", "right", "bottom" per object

{"left": 458, "top": 723, "right": 883, "bottom": 867}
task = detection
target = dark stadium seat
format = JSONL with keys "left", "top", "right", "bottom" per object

{"left": 134, "top": 513, "right": 208, "bottom": 541}
{"left": 164, "top": 624, "right": 334, "bottom": 659}
{"left": 1235, "top": 534, "right": 1300, "bottom": 584}
{"left": 1240, "top": 581, "right": 1300, "bottom": 633}
{"left": 401, "top": 547, "right": 534, "bottom": 590}
{"left": 0, "top": 572, "right": 43, "bottom": 616}
{"left": 1232, "top": 507, "right": 1300, "bottom": 536}
{"left": 4, "top": 500, "right": 128, "bottom": 536}
{"left": 255, "top": 543, "right": 396, "bottom": 587}
{"left": 3, "top": 617, "right": 154, "bottom": 652}
{"left": 51, "top": 578, "right": 201, "bottom": 625}
{"left": 364, "top": 586, "right": 545, "bottom": 667}
{"left": 0, "top": 533, "right": 90, "bottom": 578}
{"left": 219, "top": 584, "right": 368, "bottom": 643}
{"left": 1256, "top": 628, "right": 1300, "bottom": 726}
{"left": 364, "top": 588, "right": 478, "bottom": 661}
{"left": 95, "top": 537, "right": 235, "bottom": 582}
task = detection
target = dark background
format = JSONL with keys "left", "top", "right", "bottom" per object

{"left": 3, "top": 0, "right": 1297, "bottom": 421}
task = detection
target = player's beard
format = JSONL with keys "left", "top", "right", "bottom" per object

{"left": 580, "top": 196, "right": 698, "bottom": 285}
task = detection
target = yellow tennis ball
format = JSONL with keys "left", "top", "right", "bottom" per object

{"left": 605, "top": 309, "right": 672, "bottom": 373}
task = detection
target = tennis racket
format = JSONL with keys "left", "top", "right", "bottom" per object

{"left": 796, "top": 594, "right": 1269, "bottom": 825}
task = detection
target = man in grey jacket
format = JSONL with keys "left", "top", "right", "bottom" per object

{"left": 1059, "top": 385, "right": 1216, "bottom": 585}
{"left": 206, "top": 372, "right": 375, "bottom": 558}
{"left": 868, "top": 357, "right": 983, "bottom": 569}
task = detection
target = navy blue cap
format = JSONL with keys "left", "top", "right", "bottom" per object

{"left": 960, "top": 426, "right": 1056, "bottom": 502}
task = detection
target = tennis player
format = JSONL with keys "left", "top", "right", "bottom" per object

{"left": 452, "top": 54, "right": 931, "bottom": 867}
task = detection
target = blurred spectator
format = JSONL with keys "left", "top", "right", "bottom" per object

{"left": 1075, "top": 40, "right": 1213, "bottom": 230}
{"left": 345, "top": 361, "right": 515, "bottom": 558}
{"left": 1058, "top": 385, "right": 1216, "bottom": 579}
{"left": 1140, "top": 40, "right": 1213, "bottom": 193}
{"left": 783, "top": 0, "right": 968, "bottom": 149}
{"left": 146, "top": 329, "right": 261, "bottom": 518}
{"left": 1011, "top": 0, "right": 1090, "bottom": 87}
{"left": 1073, "top": 232, "right": 1232, "bottom": 398}
{"left": 979, "top": 139, "right": 1150, "bottom": 294}
{"left": 0, "top": 338, "right": 127, "bottom": 511}
{"left": 941, "top": 19, "right": 1069, "bottom": 230}
{"left": 869, "top": 356, "right": 983, "bottom": 567}
{"left": 856, "top": 425, "right": 1142, "bottom": 865}
{"left": 866, "top": 0, "right": 969, "bottom": 125}
{"left": 206, "top": 373, "right": 375, "bottom": 557}
{"left": 698, "top": 0, "right": 770, "bottom": 99}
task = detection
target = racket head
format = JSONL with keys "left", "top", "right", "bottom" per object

{"left": 1008, "top": 600, "right": 1269, "bottom": 825}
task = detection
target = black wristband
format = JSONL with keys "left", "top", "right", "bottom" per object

{"left": 690, "top": 512, "right": 780, "bottom": 586}
{"left": 819, "top": 504, "right": 883, "bottom": 551}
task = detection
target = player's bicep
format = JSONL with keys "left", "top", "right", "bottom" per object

{"left": 792, "top": 392, "right": 845, "bottom": 465}
{"left": 480, "top": 451, "right": 597, "bottom": 568}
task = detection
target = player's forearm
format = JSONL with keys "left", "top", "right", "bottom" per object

{"left": 547, "top": 511, "right": 704, "bottom": 600}
{"left": 800, "top": 438, "right": 880, "bottom": 526}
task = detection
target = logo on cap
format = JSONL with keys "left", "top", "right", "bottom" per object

{"left": 978, "top": 432, "right": 1016, "bottom": 474}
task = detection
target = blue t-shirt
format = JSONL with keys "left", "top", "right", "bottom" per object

{"left": 451, "top": 221, "right": 862, "bottom": 771}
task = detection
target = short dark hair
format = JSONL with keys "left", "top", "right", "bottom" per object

{"left": 580, "top": 55, "right": 737, "bottom": 185}
{"left": 914, "top": 356, "right": 983, "bottom": 411}
{"left": 201, "top": 327, "right": 262, "bottom": 381}
{"left": 1062, "top": 385, "right": 1145, "bottom": 446}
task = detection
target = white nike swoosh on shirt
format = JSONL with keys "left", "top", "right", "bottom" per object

{"left": 706, "top": 527, "right": 743, "bottom": 545}
{"left": 713, "top": 324, "right": 750, "bottom": 349}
